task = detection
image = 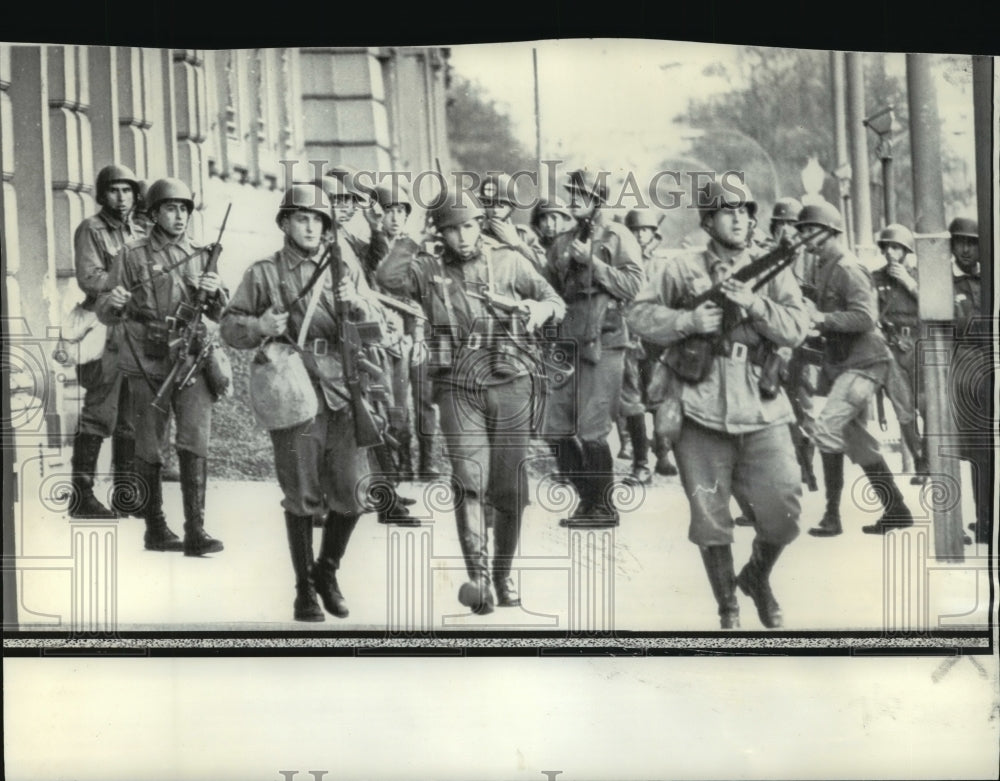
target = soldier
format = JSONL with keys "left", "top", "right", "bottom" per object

{"left": 621, "top": 208, "right": 678, "bottom": 481}
{"left": 69, "top": 164, "right": 144, "bottom": 519}
{"left": 530, "top": 197, "right": 575, "bottom": 251}
{"left": 220, "top": 184, "right": 387, "bottom": 621}
{"left": 948, "top": 217, "right": 990, "bottom": 546}
{"left": 375, "top": 191, "right": 565, "bottom": 615}
{"left": 364, "top": 181, "right": 438, "bottom": 483}
{"left": 873, "top": 224, "right": 928, "bottom": 484}
{"left": 627, "top": 178, "right": 810, "bottom": 629}
{"left": 542, "top": 170, "right": 644, "bottom": 528}
{"left": 97, "top": 178, "right": 226, "bottom": 556}
{"left": 479, "top": 173, "right": 547, "bottom": 270}
{"left": 796, "top": 202, "right": 914, "bottom": 538}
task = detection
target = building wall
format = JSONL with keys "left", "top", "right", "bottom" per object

{"left": 0, "top": 43, "right": 451, "bottom": 447}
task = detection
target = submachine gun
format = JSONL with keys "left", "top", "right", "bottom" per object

{"left": 151, "top": 204, "right": 232, "bottom": 412}
{"left": 662, "top": 226, "right": 834, "bottom": 388}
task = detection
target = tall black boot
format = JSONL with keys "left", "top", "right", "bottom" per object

{"left": 901, "top": 421, "right": 928, "bottom": 485}
{"left": 809, "top": 452, "right": 844, "bottom": 537}
{"left": 69, "top": 432, "right": 116, "bottom": 519}
{"left": 415, "top": 434, "right": 439, "bottom": 481}
{"left": 455, "top": 496, "right": 494, "bottom": 614}
{"left": 561, "top": 440, "right": 620, "bottom": 528}
{"left": 313, "top": 510, "right": 360, "bottom": 618}
{"left": 395, "top": 426, "right": 415, "bottom": 483}
{"left": 110, "top": 435, "right": 140, "bottom": 518}
{"left": 553, "top": 437, "right": 585, "bottom": 494}
{"left": 625, "top": 414, "right": 652, "bottom": 485}
{"left": 491, "top": 509, "right": 522, "bottom": 607}
{"left": 178, "top": 450, "right": 224, "bottom": 556}
{"left": 699, "top": 546, "right": 740, "bottom": 629}
{"left": 615, "top": 417, "right": 632, "bottom": 460}
{"left": 736, "top": 538, "right": 785, "bottom": 628}
{"left": 860, "top": 456, "right": 914, "bottom": 534}
{"left": 285, "top": 512, "right": 324, "bottom": 622}
{"left": 135, "top": 457, "right": 184, "bottom": 552}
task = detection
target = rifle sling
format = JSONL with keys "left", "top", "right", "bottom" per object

{"left": 121, "top": 325, "right": 162, "bottom": 396}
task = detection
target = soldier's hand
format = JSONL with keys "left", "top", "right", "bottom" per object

{"left": 107, "top": 286, "right": 131, "bottom": 310}
{"left": 259, "top": 307, "right": 288, "bottom": 337}
{"left": 410, "top": 340, "right": 428, "bottom": 367}
{"left": 887, "top": 263, "right": 917, "bottom": 293}
{"left": 199, "top": 272, "right": 222, "bottom": 296}
{"left": 522, "top": 300, "right": 551, "bottom": 333}
{"left": 489, "top": 218, "right": 520, "bottom": 247}
{"left": 688, "top": 301, "right": 723, "bottom": 334}
{"left": 337, "top": 278, "right": 363, "bottom": 309}
{"left": 570, "top": 239, "right": 593, "bottom": 264}
{"left": 720, "top": 278, "right": 761, "bottom": 311}
{"left": 364, "top": 202, "right": 384, "bottom": 229}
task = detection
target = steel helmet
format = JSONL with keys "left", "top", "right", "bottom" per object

{"left": 326, "top": 165, "right": 372, "bottom": 200}
{"left": 877, "top": 223, "right": 915, "bottom": 254}
{"left": 796, "top": 201, "right": 844, "bottom": 233}
{"left": 771, "top": 196, "right": 803, "bottom": 223}
{"left": 320, "top": 174, "right": 353, "bottom": 201}
{"left": 373, "top": 182, "right": 413, "bottom": 214}
{"left": 145, "top": 177, "right": 195, "bottom": 215}
{"left": 479, "top": 173, "right": 520, "bottom": 207}
{"left": 948, "top": 216, "right": 978, "bottom": 238}
{"left": 275, "top": 183, "right": 333, "bottom": 231}
{"left": 697, "top": 177, "right": 758, "bottom": 221}
{"left": 564, "top": 169, "right": 610, "bottom": 204}
{"left": 428, "top": 191, "right": 484, "bottom": 230}
{"left": 95, "top": 164, "right": 140, "bottom": 205}
{"left": 531, "top": 197, "right": 572, "bottom": 225}
{"left": 624, "top": 209, "right": 660, "bottom": 231}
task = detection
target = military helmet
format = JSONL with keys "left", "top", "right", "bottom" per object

{"left": 877, "top": 223, "right": 915, "bottom": 254}
{"left": 532, "top": 197, "right": 572, "bottom": 225}
{"left": 373, "top": 182, "right": 413, "bottom": 214}
{"left": 697, "top": 178, "right": 758, "bottom": 221}
{"left": 624, "top": 209, "right": 660, "bottom": 231}
{"left": 320, "top": 174, "right": 353, "bottom": 201}
{"left": 479, "top": 173, "right": 520, "bottom": 207}
{"left": 771, "top": 196, "right": 803, "bottom": 223}
{"left": 796, "top": 200, "right": 844, "bottom": 233}
{"left": 95, "top": 164, "right": 140, "bottom": 205}
{"left": 326, "top": 165, "right": 372, "bottom": 201}
{"left": 145, "top": 177, "right": 195, "bottom": 215}
{"left": 564, "top": 169, "right": 609, "bottom": 204}
{"left": 275, "top": 183, "right": 333, "bottom": 231}
{"left": 428, "top": 191, "right": 484, "bottom": 230}
{"left": 948, "top": 216, "right": 978, "bottom": 238}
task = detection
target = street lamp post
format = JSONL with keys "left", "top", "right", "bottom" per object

{"left": 863, "top": 105, "right": 898, "bottom": 226}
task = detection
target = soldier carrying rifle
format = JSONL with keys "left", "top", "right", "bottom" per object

{"left": 97, "top": 177, "right": 228, "bottom": 557}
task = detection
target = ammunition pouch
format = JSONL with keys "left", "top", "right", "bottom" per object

{"left": 143, "top": 321, "right": 171, "bottom": 359}
{"left": 663, "top": 335, "right": 714, "bottom": 383}
{"left": 756, "top": 345, "right": 787, "bottom": 400}
{"left": 203, "top": 344, "right": 233, "bottom": 400}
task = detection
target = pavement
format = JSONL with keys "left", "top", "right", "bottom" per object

{"left": 9, "top": 431, "right": 991, "bottom": 637}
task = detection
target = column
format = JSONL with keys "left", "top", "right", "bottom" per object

{"left": 845, "top": 52, "right": 874, "bottom": 249}
{"left": 117, "top": 47, "right": 153, "bottom": 178}
{"left": 70, "top": 521, "right": 119, "bottom": 634}
{"left": 568, "top": 529, "right": 616, "bottom": 635}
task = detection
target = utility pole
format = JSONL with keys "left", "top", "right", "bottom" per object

{"left": 831, "top": 51, "right": 854, "bottom": 249}
{"left": 906, "top": 53, "right": 964, "bottom": 561}
{"left": 846, "top": 52, "right": 874, "bottom": 249}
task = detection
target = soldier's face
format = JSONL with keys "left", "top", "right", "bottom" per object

{"left": 631, "top": 226, "right": 656, "bottom": 248}
{"left": 105, "top": 182, "right": 135, "bottom": 215}
{"left": 152, "top": 200, "right": 190, "bottom": 237}
{"left": 952, "top": 235, "right": 979, "bottom": 269}
{"left": 441, "top": 218, "right": 482, "bottom": 258}
{"left": 485, "top": 202, "right": 513, "bottom": 221}
{"left": 382, "top": 204, "right": 409, "bottom": 237}
{"left": 799, "top": 224, "right": 833, "bottom": 256}
{"left": 771, "top": 220, "right": 797, "bottom": 243}
{"left": 282, "top": 210, "right": 325, "bottom": 253}
{"left": 332, "top": 196, "right": 357, "bottom": 225}
{"left": 709, "top": 206, "right": 750, "bottom": 247}
{"left": 569, "top": 191, "right": 598, "bottom": 219}
{"left": 880, "top": 243, "right": 907, "bottom": 264}
{"left": 538, "top": 213, "right": 562, "bottom": 239}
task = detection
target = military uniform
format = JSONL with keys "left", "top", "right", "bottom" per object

{"left": 376, "top": 231, "right": 565, "bottom": 612}
{"left": 71, "top": 206, "right": 143, "bottom": 516}
{"left": 484, "top": 220, "right": 547, "bottom": 270}
{"left": 542, "top": 210, "right": 644, "bottom": 524}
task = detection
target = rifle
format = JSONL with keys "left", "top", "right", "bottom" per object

{"left": 330, "top": 217, "right": 387, "bottom": 449}
{"left": 151, "top": 204, "right": 232, "bottom": 411}
{"left": 663, "top": 226, "right": 832, "bottom": 384}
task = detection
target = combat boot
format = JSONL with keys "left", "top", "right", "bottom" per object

{"left": 699, "top": 545, "right": 740, "bottom": 629}
{"left": 736, "top": 538, "right": 785, "bottom": 628}
{"left": 69, "top": 432, "right": 116, "bottom": 519}
{"left": 313, "top": 510, "right": 360, "bottom": 618}
{"left": 860, "top": 457, "right": 914, "bottom": 534}
{"left": 569, "top": 441, "right": 620, "bottom": 528}
{"left": 491, "top": 510, "right": 522, "bottom": 607}
{"left": 135, "top": 457, "right": 184, "bottom": 552}
{"left": 110, "top": 435, "right": 140, "bottom": 518}
{"left": 178, "top": 450, "right": 224, "bottom": 556}
{"left": 377, "top": 489, "right": 421, "bottom": 526}
{"left": 455, "top": 498, "right": 494, "bottom": 615}
{"left": 285, "top": 512, "right": 323, "bottom": 622}
{"left": 395, "top": 427, "right": 415, "bottom": 482}
{"left": 415, "top": 435, "right": 439, "bottom": 481}
{"left": 809, "top": 452, "right": 844, "bottom": 537}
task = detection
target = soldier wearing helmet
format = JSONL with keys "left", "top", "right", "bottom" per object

{"left": 478, "top": 172, "right": 547, "bottom": 270}
{"left": 872, "top": 223, "right": 927, "bottom": 485}
{"left": 97, "top": 176, "right": 227, "bottom": 558}
{"left": 617, "top": 208, "right": 679, "bottom": 483}
{"left": 947, "top": 216, "right": 989, "bottom": 545}
{"left": 376, "top": 190, "right": 565, "bottom": 616}
{"left": 67, "top": 163, "right": 145, "bottom": 520}
{"left": 794, "top": 201, "right": 914, "bottom": 539}
{"left": 539, "top": 168, "right": 644, "bottom": 529}
{"left": 220, "top": 183, "right": 392, "bottom": 622}
{"left": 530, "top": 197, "right": 574, "bottom": 250}
{"left": 628, "top": 174, "right": 810, "bottom": 630}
